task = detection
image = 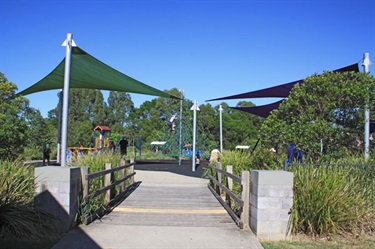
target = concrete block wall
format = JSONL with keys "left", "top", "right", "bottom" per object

{"left": 250, "top": 170, "right": 293, "bottom": 241}
{"left": 34, "top": 166, "right": 81, "bottom": 232}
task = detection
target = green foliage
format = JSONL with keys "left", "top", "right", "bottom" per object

{"left": 70, "top": 151, "right": 123, "bottom": 224}
{"left": 107, "top": 91, "right": 133, "bottom": 133}
{"left": 0, "top": 73, "right": 29, "bottom": 160}
{"left": 291, "top": 165, "right": 374, "bottom": 235}
{"left": 218, "top": 149, "right": 375, "bottom": 236}
{"left": 261, "top": 72, "right": 375, "bottom": 160}
{"left": 23, "top": 108, "right": 53, "bottom": 160}
{"left": 0, "top": 160, "right": 59, "bottom": 241}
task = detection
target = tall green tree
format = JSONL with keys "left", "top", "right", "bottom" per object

{"left": 260, "top": 71, "right": 375, "bottom": 159}
{"left": 216, "top": 101, "right": 262, "bottom": 150}
{"left": 107, "top": 91, "right": 133, "bottom": 133}
{"left": 0, "top": 72, "right": 29, "bottom": 160}
{"left": 23, "top": 108, "right": 55, "bottom": 160}
{"left": 92, "top": 90, "right": 107, "bottom": 126}
{"left": 67, "top": 89, "right": 100, "bottom": 147}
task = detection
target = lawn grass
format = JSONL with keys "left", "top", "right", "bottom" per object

{"left": 261, "top": 234, "right": 375, "bottom": 249}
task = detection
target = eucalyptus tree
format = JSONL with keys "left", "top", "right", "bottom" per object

{"left": 0, "top": 72, "right": 29, "bottom": 160}
{"left": 216, "top": 101, "right": 262, "bottom": 150}
{"left": 261, "top": 71, "right": 375, "bottom": 159}
{"left": 107, "top": 91, "right": 133, "bottom": 133}
{"left": 67, "top": 89, "right": 101, "bottom": 147}
{"left": 24, "top": 108, "right": 53, "bottom": 159}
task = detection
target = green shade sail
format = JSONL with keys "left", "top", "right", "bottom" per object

{"left": 17, "top": 46, "right": 180, "bottom": 99}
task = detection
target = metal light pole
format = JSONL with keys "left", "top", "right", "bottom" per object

{"left": 219, "top": 105, "right": 223, "bottom": 153}
{"left": 363, "top": 52, "right": 372, "bottom": 159}
{"left": 60, "top": 33, "right": 75, "bottom": 166}
{"left": 190, "top": 100, "right": 199, "bottom": 171}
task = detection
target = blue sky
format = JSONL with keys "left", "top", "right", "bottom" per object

{"left": 1, "top": 0, "right": 374, "bottom": 118}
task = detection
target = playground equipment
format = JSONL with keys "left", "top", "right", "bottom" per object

{"left": 93, "top": 125, "right": 111, "bottom": 149}
{"left": 151, "top": 113, "right": 211, "bottom": 161}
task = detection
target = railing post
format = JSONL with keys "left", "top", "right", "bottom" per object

{"left": 130, "top": 158, "right": 135, "bottom": 184}
{"left": 225, "top": 165, "right": 233, "bottom": 207}
{"left": 284, "top": 160, "right": 288, "bottom": 171}
{"left": 240, "top": 170, "right": 250, "bottom": 229}
{"left": 80, "top": 166, "right": 90, "bottom": 204}
{"left": 104, "top": 163, "right": 112, "bottom": 205}
{"left": 227, "top": 165, "right": 233, "bottom": 191}
{"left": 216, "top": 162, "right": 222, "bottom": 195}
{"left": 120, "top": 159, "right": 126, "bottom": 193}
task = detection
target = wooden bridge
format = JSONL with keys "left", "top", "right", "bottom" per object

{"left": 52, "top": 160, "right": 263, "bottom": 249}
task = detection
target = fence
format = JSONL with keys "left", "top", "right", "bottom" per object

{"left": 80, "top": 158, "right": 137, "bottom": 224}
{"left": 284, "top": 161, "right": 375, "bottom": 208}
{"left": 206, "top": 162, "right": 250, "bottom": 229}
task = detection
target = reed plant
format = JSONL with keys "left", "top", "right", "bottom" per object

{"left": 0, "top": 159, "right": 59, "bottom": 242}
{"left": 70, "top": 151, "right": 124, "bottom": 223}
{"left": 291, "top": 165, "right": 374, "bottom": 235}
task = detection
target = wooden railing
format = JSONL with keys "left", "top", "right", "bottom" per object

{"left": 80, "top": 158, "right": 137, "bottom": 224}
{"left": 207, "top": 162, "right": 250, "bottom": 229}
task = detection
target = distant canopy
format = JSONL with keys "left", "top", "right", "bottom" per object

{"left": 17, "top": 46, "right": 181, "bottom": 100}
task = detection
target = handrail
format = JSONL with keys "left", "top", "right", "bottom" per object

{"left": 207, "top": 174, "right": 243, "bottom": 206}
{"left": 207, "top": 164, "right": 242, "bottom": 183}
{"left": 80, "top": 158, "right": 137, "bottom": 224}
{"left": 86, "top": 162, "right": 134, "bottom": 180}
{"left": 84, "top": 172, "right": 135, "bottom": 202}
{"left": 207, "top": 162, "right": 250, "bottom": 229}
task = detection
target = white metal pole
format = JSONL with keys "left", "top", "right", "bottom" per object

{"left": 57, "top": 90, "right": 63, "bottom": 164}
{"left": 219, "top": 105, "right": 223, "bottom": 153}
{"left": 363, "top": 52, "right": 371, "bottom": 159}
{"left": 179, "top": 89, "right": 183, "bottom": 165}
{"left": 61, "top": 33, "right": 73, "bottom": 167}
{"left": 190, "top": 100, "right": 199, "bottom": 171}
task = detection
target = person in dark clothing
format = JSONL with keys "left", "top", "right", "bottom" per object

{"left": 119, "top": 136, "right": 128, "bottom": 156}
{"left": 109, "top": 141, "right": 116, "bottom": 153}
{"left": 42, "top": 138, "right": 51, "bottom": 166}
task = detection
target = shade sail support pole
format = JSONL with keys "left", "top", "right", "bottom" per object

{"left": 179, "top": 89, "right": 183, "bottom": 165}
{"left": 61, "top": 33, "right": 73, "bottom": 167}
{"left": 190, "top": 100, "right": 199, "bottom": 172}
{"left": 363, "top": 52, "right": 372, "bottom": 160}
{"left": 57, "top": 90, "right": 63, "bottom": 164}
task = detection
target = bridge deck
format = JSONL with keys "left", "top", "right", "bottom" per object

{"left": 52, "top": 160, "right": 263, "bottom": 249}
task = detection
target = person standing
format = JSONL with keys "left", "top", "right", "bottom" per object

{"left": 42, "top": 138, "right": 51, "bottom": 166}
{"left": 119, "top": 136, "right": 128, "bottom": 156}
{"left": 109, "top": 141, "right": 116, "bottom": 153}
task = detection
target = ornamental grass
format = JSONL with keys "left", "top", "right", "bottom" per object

{"left": 0, "top": 159, "right": 59, "bottom": 242}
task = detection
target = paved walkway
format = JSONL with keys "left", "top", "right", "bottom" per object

{"left": 52, "top": 161, "right": 263, "bottom": 249}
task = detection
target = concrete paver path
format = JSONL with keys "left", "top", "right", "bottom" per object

{"left": 52, "top": 161, "right": 263, "bottom": 249}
